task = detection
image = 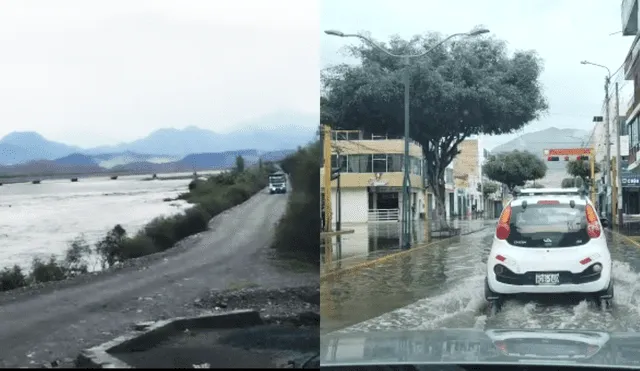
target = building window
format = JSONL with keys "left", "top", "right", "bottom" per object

{"left": 372, "top": 154, "right": 387, "bottom": 173}
{"left": 411, "top": 157, "right": 421, "bottom": 175}
{"left": 631, "top": 117, "right": 639, "bottom": 148}
{"left": 330, "top": 154, "right": 347, "bottom": 171}
{"left": 387, "top": 154, "right": 403, "bottom": 172}
{"left": 445, "top": 168, "right": 454, "bottom": 184}
{"left": 620, "top": 117, "right": 629, "bottom": 136}
{"left": 347, "top": 154, "right": 370, "bottom": 173}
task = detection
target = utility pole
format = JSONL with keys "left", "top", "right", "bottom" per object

{"left": 615, "top": 81, "right": 623, "bottom": 227}
{"left": 401, "top": 57, "right": 412, "bottom": 250}
{"left": 322, "top": 125, "right": 333, "bottom": 232}
{"left": 604, "top": 76, "right": 612, "bottom": 222}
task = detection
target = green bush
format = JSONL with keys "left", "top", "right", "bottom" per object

{"left": 0, "top": 265, "right": 27, "bottom": 291}
{"left": 144, "top": 216, "right": 178, "bottom": 251}
{"left": 119, "top": 234, "right": 158, "bottom": 260}
{"left": 30, "top": 256, "right": 66, "bottom": 283}
{"left": 271, "top": 142, "right": 320, "bottom": 264}
{"left": 64, "top": 236, "right": 92, "bottom": 276}
{"left": 172, "top": 206, "right": 211, "bottom": 240}
{"left": 95, "top": 224, "right": 128, "bottom": 268}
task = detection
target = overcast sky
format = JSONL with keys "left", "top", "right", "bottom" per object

{"left": 0, "top": 0, "right": 319, "bottom": 147}
{"left": 321, "top": 0, "right": 633, "bottom": 150}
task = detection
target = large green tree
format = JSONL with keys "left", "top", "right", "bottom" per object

{"left": 477, "top": 180, "right": 499, "bottom": 199}
{"left": 321, "top": 31, "right": 547, "bottom": 226}
{"left": 483, "top": 150, "right": 547, "bottom": 191}
{"left": 566, "top": 159, "right": 600, "bottom": 182}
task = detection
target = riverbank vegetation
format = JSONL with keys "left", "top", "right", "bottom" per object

{"left": 270, "top": 142, "right": 320, "bottom": 266}
{"left": 0, "top": 159, "right": 275, "bottom": 292}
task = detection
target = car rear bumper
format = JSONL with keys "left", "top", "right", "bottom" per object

{"left": 487, "top": 272, "right": 610, "bottom": 295}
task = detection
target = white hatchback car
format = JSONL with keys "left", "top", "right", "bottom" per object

{"left": 485, "top": 187, "right": 613, "bottom": 315}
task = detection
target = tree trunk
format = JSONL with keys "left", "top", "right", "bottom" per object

{"left": 433, "top": 182, "right": 449, "bottom": 230}
{"left": 431, "top": 174, "right": 449, "bottom": 230}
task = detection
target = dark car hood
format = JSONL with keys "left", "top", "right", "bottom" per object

{"left": 321, "top": 328, "right": 640, "bottom": 368}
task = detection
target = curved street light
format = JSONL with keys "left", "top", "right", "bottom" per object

{"left": 324, "top": 28, "right": 489, "bottom": 59}
{"left": 324, "top": 28, "right": 490, "bottom": 249}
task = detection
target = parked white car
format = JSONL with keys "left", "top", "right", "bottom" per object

{"left": 485, "top": 188, "right": 613, "bottom": 315}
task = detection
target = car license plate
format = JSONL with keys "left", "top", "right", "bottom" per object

{"left": 535, "top": 273, "right": 560, "bottom": 285}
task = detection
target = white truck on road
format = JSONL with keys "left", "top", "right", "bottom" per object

{"left": 268, "top": 171, "right": 287, "bottom": 194}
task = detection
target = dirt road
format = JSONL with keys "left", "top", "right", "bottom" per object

{"left": 0, "top": 188, "right": 316, "bottom": 367}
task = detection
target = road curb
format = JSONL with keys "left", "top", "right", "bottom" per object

{"left": 320, "top": 225, "right": 488, "bottom": 281}
{"left": 76, "top": 310, "right": 262, "bottom": 368}
{"left": 611, "top": 229, "right": 640, "bottom": 248}
{"left": 321, "top": 229, "right": 355, "bottom": 238}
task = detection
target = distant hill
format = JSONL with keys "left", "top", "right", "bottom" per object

{"left": 0, "top": 132, "right": 81, "bottom": 165}
{"left": 54, "top": 153, "right": 98, "bottom": 166}
{"left": 81, "top": 111, "right": 318, "bottom": 156}
{"left": 0, "top": 111, "right": 317, "bottom": 165}
{"left": 179, "top": 150, "right": 259, "bottom": 169}
{"left": 0, "top": 149, "right": 295, "bottom": 176}
{"left": 490, "top": 127, "right": 591, "bottom": 188}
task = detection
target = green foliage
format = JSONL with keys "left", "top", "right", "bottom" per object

{"left": 0, "top": 265, "right": 27, "bottom": 291}
{"left": 566, "top": 159, "right": 600, "bottom": 181}
{"left": 30, "top": 256, "right": 66, "bottom": 283}
{"left": 63, "top": 236, "right": 92, "bottom": 276}
{"left": 235, "top": 155, "right": 245, "bottom": 173}
{"left": 483, "top": 150, "right": 547, "bottom": 191}
{"left": 561, "top": 178, "right": 576, "bottom": 188}
{"left": 321, "top": 31, "right": 547, "bottom": 211}
{"left": 477, "top": 180, "right": 499, "bottom": 198}
{"left": 271, "top": 141, "right": 320, "bottom": 265}
{"left": 95, "top": 224, "right": 128, "bottom": 268}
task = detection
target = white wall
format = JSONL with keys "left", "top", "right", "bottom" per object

{"left": 330, "top": 188, "right": 368, "bottom": 223}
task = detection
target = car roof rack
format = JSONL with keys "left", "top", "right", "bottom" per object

{"left": 512, "top": 179, "right": 588, "bottom": 200}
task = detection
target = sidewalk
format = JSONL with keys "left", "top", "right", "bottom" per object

{"left": 321, "top": 218, "right": 491, "bottom": 274}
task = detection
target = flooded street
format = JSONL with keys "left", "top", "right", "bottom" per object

{"left": 321, "top": 225, "right": 640, "bottom": 334}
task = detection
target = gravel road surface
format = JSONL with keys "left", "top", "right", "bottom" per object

{"left": 0, "top": 188, "right": 316, "bottom": 367}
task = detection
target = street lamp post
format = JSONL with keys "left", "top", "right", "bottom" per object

{"left": 325, "top": 28, "right": 489, "bottom": 249}
{"left": 580, "top": 60, "right": 614, "bottom": 224}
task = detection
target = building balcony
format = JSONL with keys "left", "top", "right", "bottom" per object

{"left": 627, "top": 85, "right": 640, "bottom": 122}
{"left": 623, "top": 0, "right": 639, "bottom": 36}
{"left": 627, "top": 143, "right": 640, "bottom": 172}
{"left": 624, "top": 35, "right": 640, "bottom": 80}
{"left": 319, "top": 170, "right": 424, "bottom": 190}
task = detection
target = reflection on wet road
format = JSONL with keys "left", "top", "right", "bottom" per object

{"left": 321, "top": 226, "right": 640, "bottom": 334}
{"left": 321, "top": 220, "right": 488, "bottom": 273}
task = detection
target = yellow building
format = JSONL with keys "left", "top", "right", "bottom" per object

{"left": 452, "top": 138, "right": 482, "bottom": 217}
{"left": 320, "top": 130, "right": 428, "bottom": 223}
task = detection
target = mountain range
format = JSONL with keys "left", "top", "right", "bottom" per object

{"left": 0, "top": 112, "right": 317, "bottom": 175}
{"left": 490, "top": 127, "right": 591, "bottom": 188}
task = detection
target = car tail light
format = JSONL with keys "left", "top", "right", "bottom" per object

{"left": 585, "top": 204, "right": 601, "bottom": 238}
{"left": 537, "top": 200, "right": 560, "bottom": 205}
{"left": 494, "top": 341, "right": 508, "bottom": 354}
{"left": 496, "top": 205, "right": 512, "bottom": 240}
{"left": 580, "top": 257, "right": 592, "bottom": 265}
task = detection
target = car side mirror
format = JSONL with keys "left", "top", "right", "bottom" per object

{"left": 600, "top": 218, "right": 609, "bottom": 228}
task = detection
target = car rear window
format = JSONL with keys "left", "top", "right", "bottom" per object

{"left": 507, "top": 203, "right": 590, "bottom": 248}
